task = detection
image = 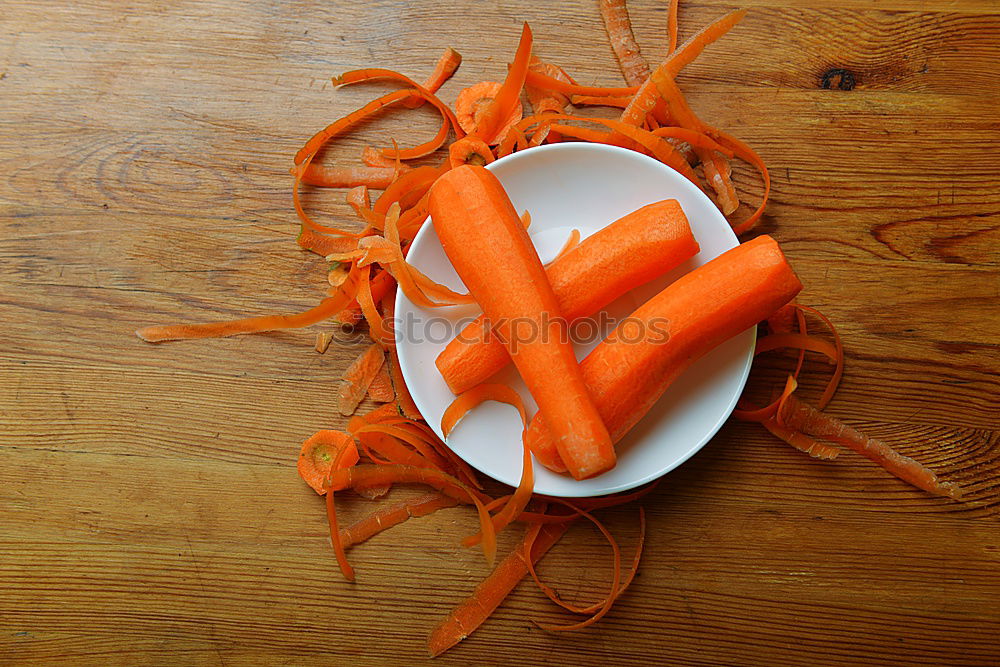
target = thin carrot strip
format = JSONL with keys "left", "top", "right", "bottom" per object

{"left": 298, "top": 164, "right": 400, "bottom": 189}
{"left": 456, "top": 81, "right": 524, "bottom": 146}
{"left": 703, "top": 152, "right": 739, "bottom": 214}
{"left": 779, "top": 396, "right": 962, "bottom": 498}
{"left": 523, "top": 70, "right": 638, "bottom": 98}
{"left": 526, "top": 507, "right": 645, "bottom": 614}
{"left": 373, "top": 164, "right": 447, "bottom": 217}
{"left": 599, "top": 0, "right": 651, "bottom": 87}
{"left": 427, "top": 521, "right": 570, "bottom": 657}
{"left": 135, "top": 270, "right": 360, "bottom": 342}
{"left": 325, "top": 443, "right": 358, "bottom": 581}
{"left": 525, "top": 57, "right": 572, "bottom": 116}
{"left": 297, "top": 225, "right": 362, "bottom": 257}
{"left": 709, "top": 130, "right": 771, "bottom": 236}
{"left": 532, "top": 500, "right": 621, "bottom": 631}
{"left": 761, "top": 417, "right": 841, "bottom": 461}
{"left": 340, "top": 493, "right": 459, "bottom": 548}
{"left": 755, "top": 333, "right": 839, "bottom": 362}
{"left": 651, "top": 126, "right": 734, "bottom": 156}
{"left": 325, "top": 464, "right": 496, "bottom": 565}
{"left": 667, "top": 0, "right": 680, "bottom": 52}
{"left": 403, "top": 47, "right": 463, "bottom": 109}
{"left": 570, "top": 94, "right": 633, "bottom": 108}
{"left": 551, "top": 229, "right": 581, "bottom": 263}
{"left": 388, "top": 345, "right": 421, "bottom": 419}
{"left": 353, "top": 423, "right": 452, "bottom": 471}
{"left": 794, "top": 304, "right": 844, "bottom": 409}
{"left": 474, "top": 23, "right": 533, "bottom": 143}
{"left": 336, "top": 269, "right": 395, "bottom": 326}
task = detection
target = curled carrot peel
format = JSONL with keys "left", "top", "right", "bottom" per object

{"left": 668, "top": 0, "right": 680, "bottom": 52}
{"left": 448, "top": 135, "right": 495, "bottom": 168}
{"left": 526, "top": 507, "right": 645, "bottom": 616}
{"left": 338, "top": 343, "right": 387, "bottom": 416}
{"left": 403, "top": 47, "right": 463, "bottom": 109}
{"left": 524, "top": 70, "right": 638, "bottom": 98}
{"left": 531, "top": 500, "right": 622, "bottom": 631}
{"left": 325, "top": 464, "right": 496, "bottom": 566}
{"left": 325, "top": 443, "right": 361, "bottom": 581}
{"left": 455, "top": 81, "right": 524, "bottom": 146}
{"left": 441, "top": 384, "right": 532, "bottom": 547}
{"left": 526, "top": 57, "right": 572, "bottom": 117}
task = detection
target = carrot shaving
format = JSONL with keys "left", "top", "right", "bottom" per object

{"left": 526, "top": 57, "right": 572, "bottom": 116}
{"left": 367, "top": 363, "right": 395, "bottom": 402}
{"left": 455, "top": 81, "right": 524, "bottom": 146}
{"left": 357, "top": 265, "right": 393, "bottom": 346}
{"left": 340, "top": 492, "right": 459, "bottom": 549}
{"left": 531, "top": 500, "right": 622, "bottom": 631}
{"left": 667, "top": 0, "right": 680, "bottom": 52}
{"left": 338, "top": 343, "right": 387, "bottom": 416}
{"left": 448, "top": 135, "right": 495, "bottom": 168}
{"left": 388, "top": 345, "right": 421, "bottom": 419}
{"left": 570, "top": 94, "right": 633, "bottom": 108}
{"left": 403, "top": 47, "right": 463, "bottom": 109}
{"left": 441, "top": 383, "right": 527, "bottom": 438}
{"left": 599, "top": 0, "right": 651, "bottom": 87}
{"left": 314, "top": 331, "right": 333, "bottom": 354}
{"left": 780, "top": 396, "right": 962, "bottom": 498}
{"left": 473, "top": 23, "right": 533, "bottom": 144}
{"left": 297, "top": 225, "right": 361, "bottom": 257}
{"left": 761, "top": 417, "right": 841, "bottom": 461}
{"left": 298, "top": 164, "right": 400, "bottom": 189}
{"left": 428, "top": 521, "right": 570, "bottom": 657}
{"left": 325, "top": 443, "right": 360, "bottom": 581}
{"left": 526, "top": 507, "right": 645, "bottom": 614}
{"left": 524, "top": 70, "right": 637, "bottom": 98}
{"left": 551, "top": 229, "right": 581, "bottom": 264}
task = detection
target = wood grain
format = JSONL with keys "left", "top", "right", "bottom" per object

{"left": 1, "top": 0, "right": 998, "bottom": 665}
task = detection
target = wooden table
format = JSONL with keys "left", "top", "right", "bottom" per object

{"left": 2, "top": 1, "right": 998, "bottom": 664}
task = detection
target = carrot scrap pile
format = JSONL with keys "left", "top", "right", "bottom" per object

{"left": 136, "top": 0, "right": 962, "bottom": 656}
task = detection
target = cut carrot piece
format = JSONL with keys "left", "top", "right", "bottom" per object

{"left": 427, "top": 521, "right": 570, "bottom": 657}
{"left": 340, "top": 493, "right": 459, "bottom": 549}
{"left": 337, "top": 343, "right": 387, "bottom": 416}
{"left": 428, "top": 165, "right": 614, "bottom": 480}
{"left": 526, "top": 235, "right": 802, "bottom": 472}
{"left": 599, "top": 0, "right": 651, "bottom": 86}
{"left": 436, "top": 199, "right": 698, "bottom": 395}
{"left": 315, "top": 332, "right": 333, "bottom": 354}
{"left": 455, "top": 82, "right": 524, "bottom": 146}
{"left": 368, "top": 363, "right": 395, "bottom": 402}
{"left": 779, "top": 396, "right": 962, "bottom": 498}
{"left": 297, "top": 430, "right": 360, "bottom": 495}
{"left": 448, "top": 135, "right": 495, "bottom": 168}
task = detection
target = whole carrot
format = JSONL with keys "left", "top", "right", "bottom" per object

{"left": 427, "top": 165, "right": 615, "bottom": 480}
{"left": 436, "top": 199, "right": 699, "bottom": 395}
{"left": 525, "top": 235, "right": 803, "bottom": 472}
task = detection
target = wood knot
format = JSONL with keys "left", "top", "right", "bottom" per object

{"left": 820, "top": 68, "right": 856, "bottom": 91}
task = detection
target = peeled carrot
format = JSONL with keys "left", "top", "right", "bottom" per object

{"left": 436, "top": 199, "right": 698, "bottom": 395}
{"left": 779, "top": 396, "right": 962, "bottom": 498}
{"left": 297, "top": 430, "right": 360, "bottom": 495}
{"left": 427, "top": 521, "right": 570, "bottom": 657}
{"left": 526, "top": 235, "right": 803, "bottom": 472}
{"left": 599, "top": 0, "right": 651, "bottom": 87}
{"left": 428, "top": 165, "right": 614, "bottom": 480}
{"left": 337, "top": 343, "right": 386, "bottom": 416}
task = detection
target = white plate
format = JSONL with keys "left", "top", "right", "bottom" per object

{"left": 395, "top": 143, "right": 754, "bottom": 497}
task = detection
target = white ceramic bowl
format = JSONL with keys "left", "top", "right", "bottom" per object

{"left": 395, "top": 143, "right": 754, "bottom": 497}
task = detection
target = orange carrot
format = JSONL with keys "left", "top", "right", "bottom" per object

{"left": 427, "top": 521, "right": 570, "bottom": 657}
{"left": 525, "top": 235, "right": 802, "bottom": 472}
{"left": 428, "top": 165, "right": 614, "bottom": 480}
{"left": 297, "top": 430, "right": 360, "bottom": 495}
{"left": 337, "top": 343, "right": 387, "bottom": 416}
{"left": 367, "top": 363, "right": 395, "bottom": 402}
{"left": 762, "top": 417, "right": 842, "bottom": 461}
{"left": 340, "top": 493, "right": 459, "bottom": 548}
{"left": 570, "top": 94, "right": 634, "bottom": 108}
{"left": 779, "top": 396, "right": 962, "bottom": 498}
{"left": 436, "top": 199, "right": 698, "bottom": 395}
{"left": 472, "top": 23, "right": 533, "bottom": 144}
{"left": 599, "top": 0, "right": 651, "bottom": 86}
{"left": 296, "top": 225, "right": 362, "bottom": 257}
{"left": 455, "top": 82, "right": 524, "bottom": 146}
{"left": 525, "top": 57, "right": 572, "bottom": 117}
{"left": 524, "top": 71, "right": 638, "bottom": 98}
{"left": 388, "top": 345, "right": 421, "bottom": 420}
{"left": 325, "top": 440, "right": 360, "bottom": 581}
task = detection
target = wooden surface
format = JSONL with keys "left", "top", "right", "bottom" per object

{"left": 2, "top": 1, "right": 999, "bottom": 664}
